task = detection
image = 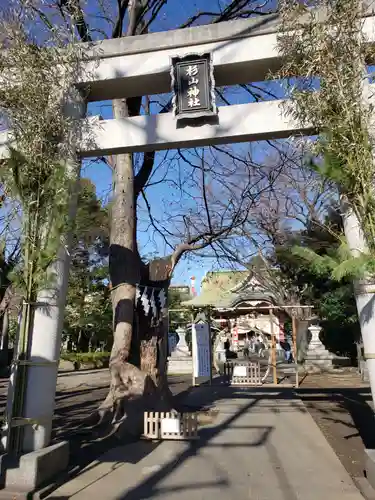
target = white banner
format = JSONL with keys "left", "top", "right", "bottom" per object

{"left": 192, "top": 323, "right": 211, "bottom": 378}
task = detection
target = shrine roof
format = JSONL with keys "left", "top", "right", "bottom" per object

{"left": 182, "top": 270, "right": 276, "bottom": 309}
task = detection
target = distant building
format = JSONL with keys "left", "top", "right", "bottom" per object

{"left": 170, "top": 276, "right": 197, "bottom": 297}
{"left": 169, "top": 285, "right": 190, "bottom": 295}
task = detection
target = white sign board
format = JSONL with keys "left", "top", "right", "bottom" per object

{"left": 161, "top": 417, "right": 180, "bottom": 434}
{"left": 233, "top": 365, "right": 247, "bottom": 377}
{"left": 192, "top": 323, "right": 211, "bottom": 378}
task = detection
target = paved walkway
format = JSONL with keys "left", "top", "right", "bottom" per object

{"left": 48, "top": 386, "right": 363, "bottom": 500}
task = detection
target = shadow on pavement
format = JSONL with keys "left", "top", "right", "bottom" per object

{"left": 109, "top": 384, "right": 372, "bottom": 499}
{"left": 107, "top": 387, "right": 296, "bottom": 500}
{"left": 47, "top": 386, "right": 303, "bottom": 500}
{"left": 42, "top": 377, "right": 196, "bottom": 498}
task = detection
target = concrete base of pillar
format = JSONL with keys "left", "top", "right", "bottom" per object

{"left": 0, "top": 441, "right": 69, "bottom": 497}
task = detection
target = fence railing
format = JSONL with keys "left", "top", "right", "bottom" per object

{"left": 144, "top": 411, "right": 199, "bottom": 440}
{"left": 223, "top": 361, "right": 262, "bottom": 386}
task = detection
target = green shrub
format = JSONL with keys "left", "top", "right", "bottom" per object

{"left": 60, "top": 351, "right": 111, "bottom": 368}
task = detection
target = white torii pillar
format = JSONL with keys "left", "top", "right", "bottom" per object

{"left": 341, "top": 197, "right": 375, "bottom": 406}
{"left": 20, "top": 94, "right": 86, "bottom": 452}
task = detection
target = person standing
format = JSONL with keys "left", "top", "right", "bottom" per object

{"left": 284, "top": 340, "right": 293, "bottom": 363}
{"left": 249, "top": 331, "right": 256, "bottom": 353}
{"left": 243, "top": 334, "right": 250, "bottom": 358}
{"left": 258, "top": 334, "right": 265, "bottom": 358}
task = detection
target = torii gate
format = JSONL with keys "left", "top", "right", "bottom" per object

{"left": 1, "top": 9, "right": 375, "bottom": 456}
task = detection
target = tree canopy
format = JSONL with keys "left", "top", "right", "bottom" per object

{"left": 63, "top": 178, "right": 111, "bottom": 352}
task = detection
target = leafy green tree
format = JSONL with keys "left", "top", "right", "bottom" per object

{"left": 63, "top": 179, "right": 110, "bottom": 351}
{"left": 273, "top": 211, "right": 360, "bottom": 360}
{"left": 64, "top": 264, "right": 112, "bottom": 351}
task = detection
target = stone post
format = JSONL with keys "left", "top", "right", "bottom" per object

{"left": 168, "top": 327, "right": 193, "bottom": 375}
{"left": 304, "top": 324, "right": 333, "bottom": 373}
{"left": 309, "top": 325, "right": 322, "bottom": 347}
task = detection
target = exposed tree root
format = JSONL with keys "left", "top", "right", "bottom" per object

{"left": 67, "top": 357, "right": 175, "bottom": 442}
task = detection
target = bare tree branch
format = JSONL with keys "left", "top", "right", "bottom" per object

{"left": 140, "top": 189, "right": 174, "bottom": 251}
{"left": 179, "top": 0, "right": 273, "bottom": 29}
{"left": 112, "top": 0, "right": 130, "bottom": 38}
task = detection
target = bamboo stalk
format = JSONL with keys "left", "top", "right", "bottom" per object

{"left": 8, "top": 192, "right": 41, "bottom": 453}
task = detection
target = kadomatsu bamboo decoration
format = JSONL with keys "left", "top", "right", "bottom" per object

{"left": 0, "top": 8, "right": 83, "bottom": 452}
{"left": 276, "top": 0, "right": 375, "bottom": 402}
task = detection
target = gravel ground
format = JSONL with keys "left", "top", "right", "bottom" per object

{"left": 297, "top": 371, "right": 374, "bottom": 480}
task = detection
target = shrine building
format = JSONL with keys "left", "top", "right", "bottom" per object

{"left": 182, "top": 270, "right": 289, "bottom": 351}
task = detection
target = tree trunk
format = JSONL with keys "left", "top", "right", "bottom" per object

{"left": 97, "top": 248, "right": 174, "bottom": 436}
{"left": 98, "top": 100, "right": 140, "bottom": 429}
{"left": 139, "top": 256, "right": 175, "bottom": 401}
{"left": 93, "top": 88, "right": 174, "bottom": 437}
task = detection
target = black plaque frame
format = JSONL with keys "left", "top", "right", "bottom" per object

{"left": 170, "top": 52, "right": 217, "bottom": 120}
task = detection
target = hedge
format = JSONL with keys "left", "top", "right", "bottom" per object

{"left": 60, "top": 351, "right": 111, "bottom": 369}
